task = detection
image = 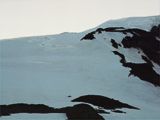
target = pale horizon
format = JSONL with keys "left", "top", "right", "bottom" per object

{"left": 0, "top": 0, "right": 159, "bottom": 40}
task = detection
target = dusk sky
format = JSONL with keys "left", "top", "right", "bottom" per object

{"left": 0, "top": 0, "right": 159, "bottom": 39}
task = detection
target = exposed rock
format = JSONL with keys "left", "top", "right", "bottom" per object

{"left": 0, "top": 103, "right": 106, "bottom": 120}
{"left": 65, "top": 104, "right": 105, "bottom": 120}
{"left": 121, "top": 26, "right": 160, "bottom": 65}
{"left": 81, "top": 27, "right": 125, "bottom": 40}
{"left": 111, "top": 110, "right": 126, "bottom": 114}
{"left": 72, "top": 95, "right": 139, "bottom": 110}
{"left": 111, "top": 39, "right": 120, "bottom": 49}
{"left": 0, "top": 103, "right": 55, "bottom": 116}
{"left": 113, "top": 51, "right": 160, "bottom": 86}
{"left": 81, "top": 31, "right": 96, "bottom": 40}
{"left": 81, "top": 25, "right": 160, "bottom": 86}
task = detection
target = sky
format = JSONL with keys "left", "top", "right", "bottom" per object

{"left": 0, "top": 0, "right": 159, "bottom": 39}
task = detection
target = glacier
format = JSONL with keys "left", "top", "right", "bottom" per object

{"left": 0, "top": 15, "right": 160, "bottom": 120}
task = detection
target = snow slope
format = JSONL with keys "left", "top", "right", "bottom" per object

{"left": 0, "top": 15, "right": 160, "bottom": 119}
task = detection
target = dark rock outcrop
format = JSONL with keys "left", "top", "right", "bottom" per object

{"left": 0, "top": 103, "right": 106, "bottom": 120}
{"left": 111, "top": 110, "right": 126, "bottom": 114}
{"left": 72, "top": 95, "right": 139, "bottom": 110}
{"left": 81, "top": 27, "right": 126, "bottom": 40}
{"left": 111, "top": 39, "right": 121, "bottom": 49}
{"left": 82, "top": 25, "right": 160, "bottom": 65}
{"left": 81, "top": 25, "right": 160, "bottom": 86}
{"left": 150, "top": 24, "right": 160, "bottom": 37}
{"left": 81, "top": 31, "right": 96, "bottom": 40}
{"left": 113, "top": 51, "right": 160, "bottom": 86}
{"left": 65, "top": 104, "right": 104, "bottom": 120}
{"left": 0, "top": 103, "right": 56, "bottom": 116}
{"left": 121, "top": 26, "right": 160, "bottom": 65}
